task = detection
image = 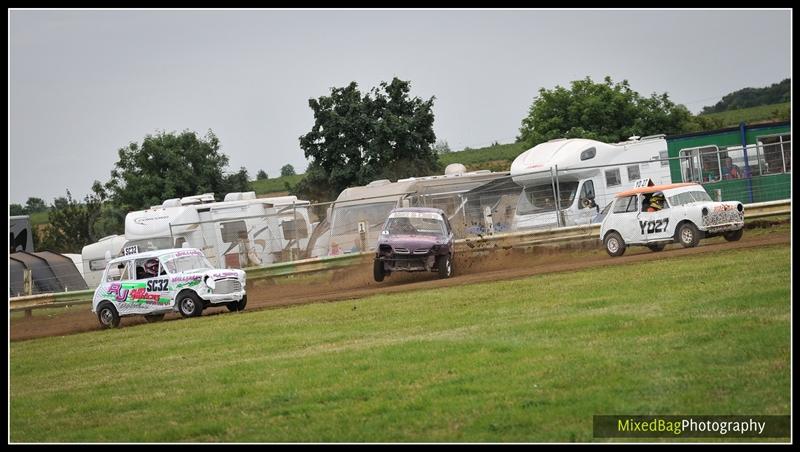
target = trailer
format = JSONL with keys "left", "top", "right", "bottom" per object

{"left": 509, "top": 135, "right": 671, "bottom": 229}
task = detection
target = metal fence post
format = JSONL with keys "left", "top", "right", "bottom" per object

{"left": 740, "top": 122, "right": 754, "bottom": 203}
{"left": 553, "top": 165, "right": 562, "bottom": 227}
{"left": 23, "top": 269, "right": 32, "bottom": 296}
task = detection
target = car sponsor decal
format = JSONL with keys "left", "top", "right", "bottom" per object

{"left": 639, "top": 218, "right": 669, "bottom": 235}
{"left": 388, "top": 211, "right": 443, "bottom": 220}
{"left": 106, "top": 281, "right": 170, "bottom": 305}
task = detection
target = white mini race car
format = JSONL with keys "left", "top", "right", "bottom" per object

{"left": 91, "top": 248, "right": 247, "bottom": 328}
{"left": 599, "top": 182, "right": 744, "bottom": 257}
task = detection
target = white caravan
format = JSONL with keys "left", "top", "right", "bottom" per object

{"left": 81, "top": 235, "right": 129, "bottom": 287}
{"left": 308, "top": 164, "right": 508, "bottom": 257}
{"left": 509, "top": 135, "right": 671, "bottom": 229}
{"left": 82, "top": 192, "right": 313, "bottom": 285}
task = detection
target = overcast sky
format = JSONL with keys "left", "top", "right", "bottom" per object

{"left": 9, "top": 9, "right": 791, "bottom": 205}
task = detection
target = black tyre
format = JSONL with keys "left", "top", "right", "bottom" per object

{"left": 647, "top": 243, "right": 666, "bottom": 252}
{"left": 97, "top": 301, "right": 120, "bottom": 329}
{"left": 604, "top": 232, "right": 626, "bottom": 257}
{"left": 177, "top": 292, "right": 204, "bottom": 318}
{"left": 724, "top": 228, "right": 744, "bottom": 242}
{"left": 144, "top": 313, "right": 165, "bottom": 323}
{"left": 437, "top": 254, "right": 453, "bottom": 279}
{"left": 226, "top": 295, "right": 248, "bottom": 312}
{"left": 373, "top": 259, "right": 385, "bottom": 282}
{"left": 677, "top": 222, "right": 701, "bottom": 248}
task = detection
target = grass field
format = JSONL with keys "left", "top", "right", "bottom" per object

{"left": 249, "top": 174, "right": 305, "bottom": 196}
{"left": 10, "top": 242, "right": 790, "bottom": 442}
{"left": 699, "top": 102, "right": 790, "bottom": 127}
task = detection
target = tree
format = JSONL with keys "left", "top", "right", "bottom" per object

{"left": 103, "top": 129, "right": 249, "bottom": 211}
{"left": 433, "top": 140, "right": 452, "bottom": 154}
{"left": 35, "top": 190, "right": 103, "bottom": 253}
{"left": 280, "top": 164, "right": 296, "bottom": 177}
{"left": 10, "top": 204, "right": 26, "bottom": 216}
{"left": 518, "top": 76, "right": 695, "bottom": 147}
{"left": 296, "top": 77, "right": 440, "bottom": 201}
{"left": 25, "top": 197, "right": 48, "bottom": 213}
{"left": 701, "top": 78, "right": 790, "bottom": 114}
{"left": 257, "top": 169, "right": 269, "bottom": 180}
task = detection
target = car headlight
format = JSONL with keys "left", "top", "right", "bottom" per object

{"left": 702, "top": 207, "right": 709, "bottom": 216}
{"left": 204, "top": 275, "right": 216, "bottom": 290}
{"left": 431, "top": 245, "right": 441, "bottom": 252}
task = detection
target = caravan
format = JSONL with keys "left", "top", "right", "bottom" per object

{"left": 82, "top": 192, "right": 313, "bottom": 286}
{"left": 509, "top": 135, "right": 672, "bottom": 229}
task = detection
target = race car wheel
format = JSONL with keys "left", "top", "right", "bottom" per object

{"left": 144, "top": 313, "right": 165, "bottom": 323}
{"left": 373, "top": 259, "right": 385, "bottom": 282}
{"left": 97, "top": 301, "right": 120, "bottom": 329}
{"left": 724, "top": 229, "right": 744, "bottom": 242}
{"left": 178, "top": 292, "right": 204, "bottom": 318}
{"left": 647, "top": 243, "right": 666, "bottom": 252}
{"left": 677, "top": 223, "right": 701, "bottom": 248}
{"left": 437, "top": 254, "right": 453, "bottom": 279}
{"left": 604, "top": 232, "right": 626, "bottom": 257}
{"left": 226, "top": 295, "right": 248, "bottom": 312}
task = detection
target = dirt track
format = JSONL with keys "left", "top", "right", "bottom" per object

{"left": 10, "top": 228, "right": 790, "bottom": 342}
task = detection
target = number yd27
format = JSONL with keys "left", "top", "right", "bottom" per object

{"left": 639, "top": 218, "right": 669, "bottom": 235}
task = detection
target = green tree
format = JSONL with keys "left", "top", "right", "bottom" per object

{"left": 103, "top": 130, "right": 249, "bottom": 211}
{"left": 518, "top": 76, "right": 695, "bottom": 147}
{"left": 10, "top": 204, "right": 26, "bottom": 216}
{"left": 24, "top": 197, "right": 48, "bottom": 213}
{"left": 280, "top": 164, "right": 296, "bottom": 177}
{"left": 296, "top": 77, "right": 440, "bottom": 202}
{"left": 256, "top": 169, "right": 269, "bottom": 180}
{"left": 433, "top": 139, "right": 451, "bottom": 154}
{"left": 701, "top": 78, "right": 790, "bottom": 114}
{"left": 35, "top": 190, "right": 104, "bottom": 253}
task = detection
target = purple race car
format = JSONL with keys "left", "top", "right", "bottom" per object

{"left": 374, "top": 207, "right": 455, "bottom": 282}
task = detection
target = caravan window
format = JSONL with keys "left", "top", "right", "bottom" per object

{"left": 521, "top": 181, "right": 579, "bottom": 211}
{"left": 627, "top": 165, "right": 641, "bottom": 181}
{"left": 605, "top": 169, "right": 621, "bottom": 187}
{"left": 330, "top": 202, "right": 397, "bottom": 237}
{"left": 123, "top": 237, "right": 173, "bottom": 253}
{"left": 281, "top": 215, "right": 309, "bottom": 240}
{"left": 220, "top": 221, "right": 247, "bottom": 244}
{"left": 580, "top": 147, "right": 596, "bottom": 161}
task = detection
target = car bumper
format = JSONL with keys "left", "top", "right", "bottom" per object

{"left": 376, "top": 254, "right": 437, "bottom": 272}
{"left": 703, "top": 221, "right": 744, "bottom": 234}
{"left": 200, "top": 291, "right": 246, "bottom": 304}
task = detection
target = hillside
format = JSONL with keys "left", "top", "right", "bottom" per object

{"left": 701, "top": 79, "right": 790, "bottom": 114}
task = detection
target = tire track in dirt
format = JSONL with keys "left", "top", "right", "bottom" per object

{"left": 10, "top": 230, "right": 790, "bottom": 341}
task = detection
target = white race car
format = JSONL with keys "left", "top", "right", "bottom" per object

{"left": 91, "top": 248, "right": 247, "bottom": 328}
{"left": 600, "top": 182, "right": 744, "bottom": 257}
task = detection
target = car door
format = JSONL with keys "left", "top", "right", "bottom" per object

{"left": 638, "top": 195, "right": 673, "bottom": 242}
{"left": 609, "top": 195, "right": 641, "bottom": 243}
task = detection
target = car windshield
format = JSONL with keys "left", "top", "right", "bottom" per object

{"left": 124, "top": 237, "right": 174, "bottom": 253}
{"left": 383, "top": 213, "right": 446, "bottom": 237}
{"left": 163, "top": 255, "right": 214, "bottom": 274}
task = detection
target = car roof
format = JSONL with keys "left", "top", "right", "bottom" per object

{"left": 107, "top": 248, "right": 200, "bottom": 265}
{"left": 615, "top": 183, "right": 698, "bottom": 198}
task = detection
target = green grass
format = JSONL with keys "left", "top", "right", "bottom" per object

{"left": 10, "top": 244, "right": 789, "bottom": 442}
{"left": 28, "top": 210, "right": 50, "bottom": 227}
{"left": 249, "top": 174, "right": 305, "bottom": 196}
{"left": 439, "top": 141, "right": 529, "bottom": 169}
{"left": 699, "top": 102, "right": 790, "bottom": 127}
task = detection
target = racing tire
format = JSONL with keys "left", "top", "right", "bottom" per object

{"left": 226, "top": 295, "right": 248, "bottom": 312}
{"left": 677, "top": 222, "right": 701, "bottom": 248}
{"left": 437, "top": 254, "right": 453, "bottom": 279}
{"left": 647, "top": 243, "right": 666, "bottom": 252}
{"left": 144, "top": 313, "right": 165, "bottom": 323}
{"left": 373, "top": 259, "right": 385, "bottom": 282}
{"left": 177, "top": 292, "right": 204, "bottom": 318}
{"left": 604, "top": 232, "right": 626, "bottom": 257}
{"left": 97, "top": 301, "right": 120, "bottom": 329}
{"left": 723, "top": 229, "right": 744, "bottom": 242}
